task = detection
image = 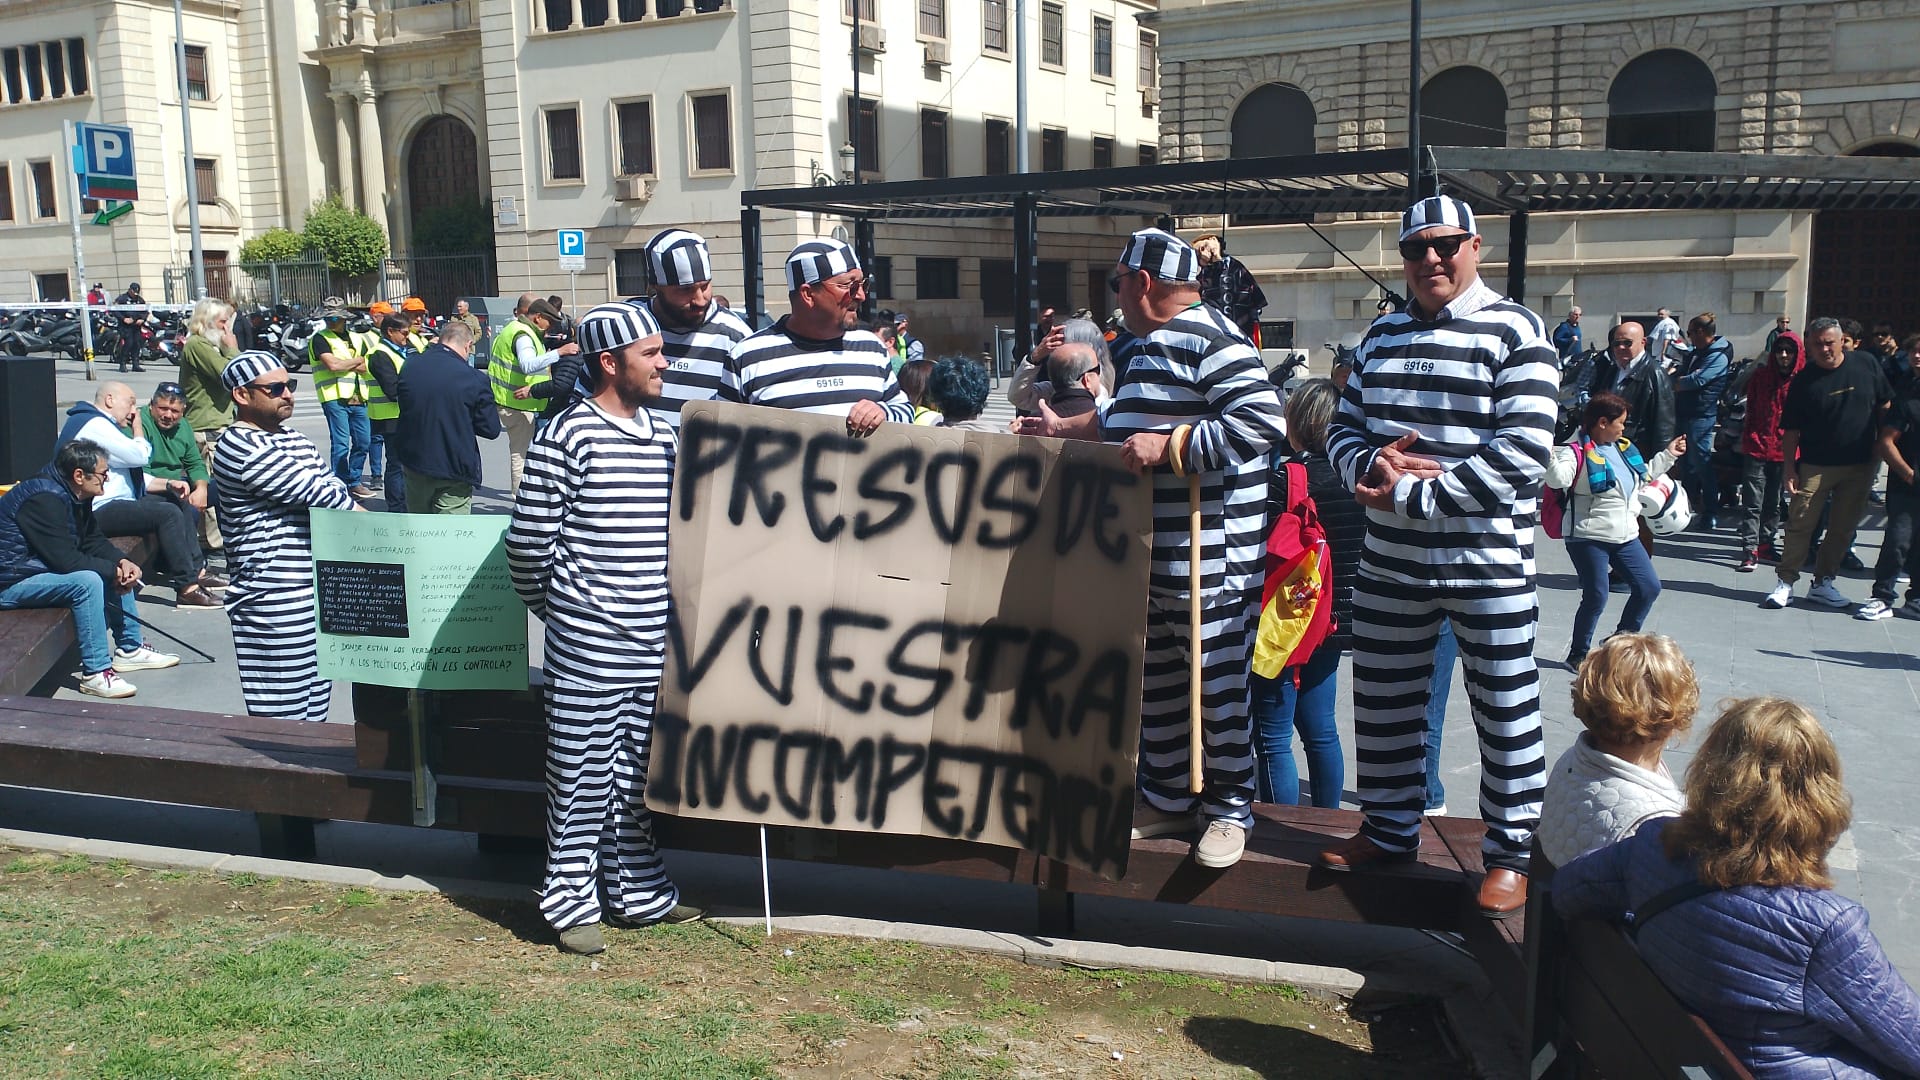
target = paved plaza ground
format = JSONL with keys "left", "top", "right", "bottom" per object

{"left": 13, "top": 353, "right": 1920, "bottom": 985}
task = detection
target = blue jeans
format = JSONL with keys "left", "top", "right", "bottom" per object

{"left": 1566, "top": 536, "right": 1661, "bottom": 656}
{"left": 321, "top": 400, "right": 371, "bottom": 486}
{"left": 1251, "top": 644, "right": 1344, "bottom": 808}
{"left": 1425, "top": 620, "right": 1455, "bottom": 810}
{"left": 384, "top": 450, "right": 407, "bottom": 509}
{"left": 368, "top": 431, "right": 385, "bottom": 479}
{"left": 1681, "top": 413, "right": 1718, "bottom": 522}
{"left": 0, "top": 571, "right": 141, "bottom": 674}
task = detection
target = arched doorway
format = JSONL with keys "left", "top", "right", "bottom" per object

{"left": 404, "top": 115, "right": 492, "bottom": 311}
{"left": 1606, "top": 50, "right": 1716, "bottom": 152}
{"left": 1231, "top": 82, "right": 1315, "bottom": 224}
{"left": 1809, "top": 141, "right": 1920, "bottom": 330}
{"left": 1422, "top": 67, "right": 1508, "bottom": 148}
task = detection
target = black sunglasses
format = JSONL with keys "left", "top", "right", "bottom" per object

{"left": 1108, "top": 268, "right": 1140, "bottom": 294}
{"left": 155, "top": 381, "right": 183, "bottom": 396}
{"left": 246, "top": 378, "right": 299, "bottom": 398}
{"left": 1398, "top": 234, "right": 1472, "bottom": 261}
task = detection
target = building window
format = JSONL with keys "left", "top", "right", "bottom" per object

{"left": 1259, "top": 320, "right": 1296, "bottom": 349}
{"left": 1091, "top": 135, "right": 1113, "bottom": 170}
{"left": 1092, "top": 16, "right": 1113, "bottom": 79}
{"left": 869, "top": 256, "right": 893, "bottom": 300}
{"left": 1421, "top": 66, "right": 1507, "bottom": 148}
{"left": 848, "top": 95, "right": 879, "bottom": 179}
{"left": 1, "top": 38, "right": 87, "bottom": 107}
{"left": 1138, "top": 31, "right": 1158, "bottom": 88}
{"left": 919, "top": 257, "right": 959, "bottom": 300}
{"left": 982, "top": 0, "right": 1006, "bottom": 54}
{"left": 984, "top": 118, "right": 1010, "bottom": 176}
{"left": 1040, "top": 3, "right": 1063, "bottom": 68}
{"left": 980, "top": 258, "right": 1013, "bottom": 316}
{"left": 0, "top": 164, "right": 13, "bottom": 222}
{"left": 193, "top": 158, "right": 217, "bottom": 203}
{"left": 690, "top": 91, "right": 732, "bottom": 172}
{"left": 1232, "top": 83, "right": 1315, "bottom": 223}
{"left": 843, "top": 0, "right": 877, "bottom": 20}
{"left": 29, "top": 160, "right": 55, "bottom": 219}
{"left": 183, "top": 44, "right": 208, "bottom": 101}
{"left": 35, "top": 272, "right": 69, "bottom": 301}
{"left": 66, "top": 39, "right": 87, "bottom": 95}
{"left": 1041, "top": 127, "right": 1066, "bottom": 172}
{"left": 544, "top": 106, "right": 582, "bottom": 182}
{"left": 920, "top": 108, "right": 948, "bottom": 179}
{"left": 614, "top": 249, "right": 648, "bottom": 296}
{"left": 919, "top": 0, "right": 945, "bottom": 38}
{"left": 614, "top": 99, "right": 655, "bottom": 176}
{"left": 1607, "top": 49, "right": 1716, "bottom": 153}
{"left": 1138, "top": 143, "right": 1157, "bottom": 166}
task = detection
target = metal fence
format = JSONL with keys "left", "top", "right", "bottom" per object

{"left": 163, "top": 251, "right": 497, "bottom": 314}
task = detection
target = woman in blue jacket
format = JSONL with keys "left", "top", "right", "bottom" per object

{"left": 1555, "top": 698, "right": 1920, "bottom": 1079}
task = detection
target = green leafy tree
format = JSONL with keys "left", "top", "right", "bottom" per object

{"left": 237, "top": 227, "right": 307, "bottom": 265}
{"left": 302, "top": 195, "right": 388, "bottom": 277}
{"left": 412, "top": 201, "right": 494, "bottom": 256}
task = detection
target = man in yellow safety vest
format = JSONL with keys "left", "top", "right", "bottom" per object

{"left": 489, "top": 293, "right": 578, "bottom": 494}
{"left": 309, "top": 297, "right": 374, "bottom": 497}
{"left": 363, "top": 313, "right": 420, "bottom": 510}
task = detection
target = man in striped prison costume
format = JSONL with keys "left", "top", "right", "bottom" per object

{"left": 210, "top": 351, "right": 361, "bottom": 722}
{"left": 1014, "top": 228, "right": 1285, "bottom": 870}
{"left": 506, "top": 301, "right": 703, "bottom": 956}
{"left": 1319, "top": 196, "right": 1556, "bottom": 920}
{"left": 722, "top": 238, "right": 913, "bottom": 436}
{"left": 625, "top": 228, "right": 753, "bottom": 432}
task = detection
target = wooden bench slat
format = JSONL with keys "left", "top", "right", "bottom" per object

{"left": 0, "top": 696, "right": 354, "bottom": 748}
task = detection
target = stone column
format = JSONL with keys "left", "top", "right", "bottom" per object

{"left": 333, "top": 94, "right": 358, "bottom": 207}
{"left": 356, "top": 77, "right": 387, "bottom": 232}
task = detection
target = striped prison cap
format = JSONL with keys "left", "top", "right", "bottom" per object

{"left": 1399, "top": 195, "right": 1477, "bottom": 240}
{"left": 1118, "top": 228, "right": 1200, "bottom": 283}
{"left": 575, "top": 301, "right": 661, "bottom": 356}
{"left": 221, "top": 349, "right": 285, "bottom": 392}
{"left": 643, "top": 229, "right": 713, "bottom": 287}
{"left": 785, "top": 238, "right": 861, "bottom": 292}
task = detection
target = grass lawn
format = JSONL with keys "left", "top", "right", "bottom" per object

{"left": 0, "top": 848, "right": 1466, "bottom": 1078}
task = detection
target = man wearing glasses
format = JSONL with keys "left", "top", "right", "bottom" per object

{"left": 1587, "top": 320, "right": 1675, "bottom": 462}
{"left": 722, "top": 238, "right": 912, "bottom": 436}
{"left": 0, "top": 439, "right": 180, "bottom": 699}
{"left": 1320, "top": 196, "right": 1556, "bottom": 920}
{"left": 210, "top": 352, "right": 364, "bottom": 722}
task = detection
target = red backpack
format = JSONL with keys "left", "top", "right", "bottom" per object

{"left": 1252, "top": 462, "right": 1335, "bottom": 679}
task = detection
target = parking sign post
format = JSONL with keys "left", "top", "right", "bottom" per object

{"left": 63, "top": 120, "right": 96, "bottom": 381}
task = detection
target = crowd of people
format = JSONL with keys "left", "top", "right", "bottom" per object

{"left": 2, "top": 209, "right": 1917, "bottom": 1074}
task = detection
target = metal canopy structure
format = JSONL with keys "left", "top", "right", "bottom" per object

{"left": 736, "top": 146, "right": 1920, "bottom": 354}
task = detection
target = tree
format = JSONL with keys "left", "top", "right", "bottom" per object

{"left": 302, "top": 195, "right": 388, "bottom": 277}
{"left": 412, "top": 201, "right": 493, "bottom": 256}
{"left": 238, "top": 227, "right": 306, "bottom": 265}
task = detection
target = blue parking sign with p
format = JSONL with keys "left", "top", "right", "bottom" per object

{"left": 76, "top": 122, "right": 136, "bottom": 201}
{"left": 557, "top": 230, "right": 586, "bottom": 257}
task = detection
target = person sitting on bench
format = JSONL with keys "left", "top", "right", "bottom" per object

{"left": 1554, "top": 698, "right": 1920, "bottom": 1079}
{"left": 0, "top": 439, "right": 180, "bottom": 699}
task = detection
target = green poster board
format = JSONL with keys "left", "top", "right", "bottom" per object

{"left": 310, "top": 509, "right": 528, "bottom": 691}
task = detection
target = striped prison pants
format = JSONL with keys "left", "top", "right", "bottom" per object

{"left": 1136, "top": 591, "right": 1259, "bottom": 828}
{"left": 229, "top": 591, "right": 332, "bottom": 723}
{"left": 540, "top": 680, "right": 679, "bottom": 932}
{"left": 1347, "top": 575, "right": 1547, "bottom": 873}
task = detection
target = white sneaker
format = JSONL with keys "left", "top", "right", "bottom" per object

{"left": 1762, "top": 581, "right": 1794, "bottom": 609}
{"left": 76, "top": 670, "right": 136, "bottom": 699}
{"left": 1424, "top": 804, "right": 1449, "bottom": 817}
{"left": 1193, "top": 818, "right": 1248, "bottom": 869}
{"left": 1807, "top": 577, "right": 1852, "bottom": 609}
{"left": 112, "top": 645, "right": 180, "bottom": 671}
{"left": 1855, "top": 599, "right": 1894, "bottom": 621}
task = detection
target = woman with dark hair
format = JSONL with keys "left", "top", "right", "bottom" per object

{"left": 1544, "top": 391, "right": 1685, "bottom": 667}
{"left": 926, "top": 357, "right": 1001, "bottom": 432}
{"left": 1556, "top": 698, "right": 1920, "bottom": 1079}
{"left": 899, "top": 358, "right": 937, "bottom": 425}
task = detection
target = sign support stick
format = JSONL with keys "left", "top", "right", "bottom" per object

{"left": 407, "top": 688, "right": 439, "bottom": 828}
{"left": 1187, "top": 472, "right": 1204, "bottom": 795}
{"left": 759, "top": 826, "right": 773, "bottom": 937}
{"left": 63, "top": 120, "right": 97, "bottom": 382}
{"left": 569, "top": 270, "right": 577, "bottom": 313}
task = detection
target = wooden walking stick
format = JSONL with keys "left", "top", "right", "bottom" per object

{"left": 1187, "top": 468, "right": 1205, "bottom": 795}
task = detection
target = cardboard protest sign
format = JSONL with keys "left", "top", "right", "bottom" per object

{"left": 311, "top": 509, "right": 528, "bottom": 691}
{"left": 649, "top": 401, "right": 1153, "bottom": 880}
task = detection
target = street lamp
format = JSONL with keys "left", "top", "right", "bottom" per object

{"left": 809, "top": 143, "right": 858, "bottom": 186}
{"left": 838, "top": 141, "right": 856, "bottom": 183}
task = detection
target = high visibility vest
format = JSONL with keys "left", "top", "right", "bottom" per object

{"left": 309, "top": 330, "right": 365, "bottom": 403}
{"left": 364, "top": 338, "right": 410, "bottom": 422}
{"left": 489, "top": 318, "right": 548, "bottom": 411}
{"left": 407, "top": 331, "right": 429, "bottom": 353}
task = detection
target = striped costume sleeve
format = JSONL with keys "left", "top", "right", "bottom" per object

{"left": 877, "top": 366, "right": 914, "bottom": 425}
{"left": 226, "top": 431, "right": 356, "bottom": 510}
{"left": 1326, "top": 327, "right": 1385, "bottom": 492}
{"left": 506, "top": 420, "right": 579, "bottom": 621}
{"left": 1393, "top": 316, "right": 1558, "bottom": 521}
{"left": 1181, "top": 335, "right": 1284, "bottom": 473}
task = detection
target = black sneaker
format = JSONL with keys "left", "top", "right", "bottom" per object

{"left": 1844, "top": 551, "right": 1868, "bottom": 573}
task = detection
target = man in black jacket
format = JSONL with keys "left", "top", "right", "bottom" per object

{"left": 0, "top": 440, "right": 178, "bottom": 698}
{"left": 393, "top": 320, "right": 501, "bottom": 514}
{"left": 1587, "top": 320, "right": 1675, "bottom": 458}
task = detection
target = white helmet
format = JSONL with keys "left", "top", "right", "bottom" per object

{"left": 1636, "top": 474, "right": 1693, "bottom": 536}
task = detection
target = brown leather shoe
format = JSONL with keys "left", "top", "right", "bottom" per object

{"left": 1319, "top": 832, "right": 1418, "bottom": 872}
{"left": 1477, "top": 867, "right": 1528, "bottom": 919}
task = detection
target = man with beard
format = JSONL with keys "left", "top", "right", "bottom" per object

{"left": 626, "top": 229, "right": 752, "bottom": 430}
{"left": 722, "top": 238, "right": 911, "bottom": 436}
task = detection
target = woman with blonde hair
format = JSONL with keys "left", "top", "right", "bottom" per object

{"left": 1555, "top": 698, "right": 1920, "bottom": 1078}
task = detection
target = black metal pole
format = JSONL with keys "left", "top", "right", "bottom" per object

{"left": 1408, "top": 0, "right": 1423, "bottom": 201}
{"left": 851, "top": 9, "right": 861, "bottom": 184}
{"left": 1506, "top": 210, "right": 1529, "bottom": 303}
{"left": 1013, "top": 195, "right": 1038, "bottom": 362}
{"left": 855, "top": 217, "right": 876, "bottom": 324}
{"left": 741, "top": 206, "right": 763, "bottom": 329}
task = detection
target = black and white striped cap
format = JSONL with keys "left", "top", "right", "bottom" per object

{"left": 575, "top": 301, "right": 661, "bottom": 356}
{"left": 1399, "top": 195, "right": 1477, "bottom": 240}
{"left": 644, "top": 229, "right": 713, "bottom": 287}
{"left": 785, "top": 238, "right": 861, "bottom": 291}
{"left": 1118, "top": 228, "right": 1199, "bottom": 283}
{"left": 220, "top": 349, "right": 286, "bottom": 392}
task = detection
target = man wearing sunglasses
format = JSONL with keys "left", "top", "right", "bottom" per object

{"left": 722, "top": 238, "right": 912, "bottom": 437}
{"left": 210, "top": 352, "right": 364, "bottom": 723}
{"left": 1320, "top": 196, "right": 1556, "bottom": 921}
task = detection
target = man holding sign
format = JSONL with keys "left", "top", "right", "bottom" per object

{"left": 1014, "top": 228, "right": 1285, "bottom": 869}
{"left": 507, "top": 301, "right": 703, "bottom": 956}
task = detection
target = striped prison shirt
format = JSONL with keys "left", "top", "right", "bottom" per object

{"left": 211, "top": 424, "right": 357, "bottom": 611}
{"left": 722, "top": 317, "right": 914, "bottom": 423}
{"left": 507, "top": 400, "right": 675, "bottom": 688}
{"left": 1325, "top": 276, "right": 1558, "bottom": 589}
{"left": 1102, "top": 302, "right": 1285, "bottom": 599}
{"left": 644, "top": 300, "right": 752, "bottom": 430}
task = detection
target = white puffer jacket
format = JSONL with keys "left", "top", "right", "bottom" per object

{"left": 1537, "top": 732, "right": 1684, "bottom": 868}
{"left": 1544, "top": 438, "right": 1680, "bottom": 545}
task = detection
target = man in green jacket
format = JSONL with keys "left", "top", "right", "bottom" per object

{"left": 177, "top": 298, "right": 236, "bottom": 551}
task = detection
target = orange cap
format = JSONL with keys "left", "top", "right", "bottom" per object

{"left": 401, "top": 296, "right": 427, "bottom": 312}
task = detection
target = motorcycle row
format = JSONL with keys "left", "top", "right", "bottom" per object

{"left": 0, "top": 302, "right": 425, "bottom": 374}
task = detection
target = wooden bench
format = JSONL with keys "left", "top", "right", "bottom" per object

{"left": 1525, "top": 874, "right": 1753, "bottom": 1080}
{"left": 0, "top": 535, "right": 151, "bottom": 697}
